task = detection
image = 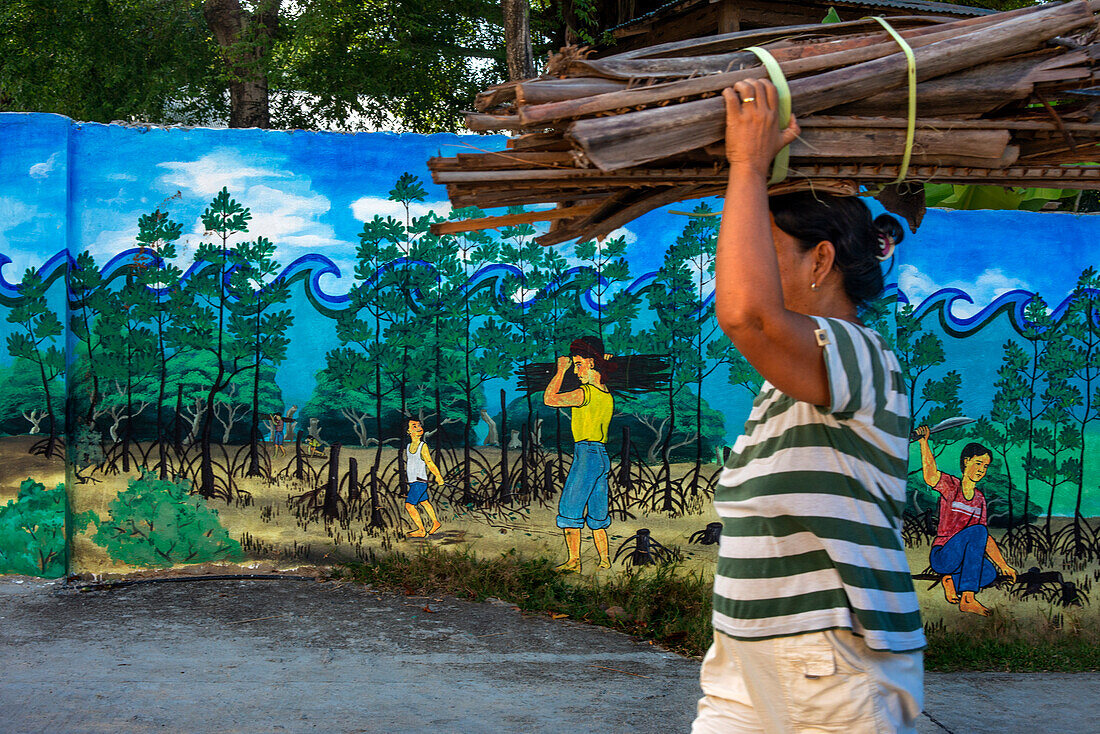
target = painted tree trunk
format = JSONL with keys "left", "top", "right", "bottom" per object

{"left": 174, "top": 383, "right": 184, "bottom": 456}
{"left": 247, "top": 352, "right": 262, "bottom": 477}
{"left": 323, "top": 443, "right": 341, "bottom": 519}
{"left": 499, "top": 389, "right": 509, "bottom": 503}
{"left": 347, "top": 457, "right": 360, "bottom": 502}
{"left": 295, "top": 433, "right": 304, "bottom": 480}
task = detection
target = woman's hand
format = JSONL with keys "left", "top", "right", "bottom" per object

{"left": 722, "top": 79, "right": 800, "bottom": 179}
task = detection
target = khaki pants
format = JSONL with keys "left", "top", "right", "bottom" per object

{"left": 692, "top": 629, "right": 923, "bottom": 734}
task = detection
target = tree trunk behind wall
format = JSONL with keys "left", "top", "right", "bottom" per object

{"left": 503, "top": 0, "right": 536, "bottom": 80}
{"left": 203, "top": 0, "right": 280, "bottom": 129}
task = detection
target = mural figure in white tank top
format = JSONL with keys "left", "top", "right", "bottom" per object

{"left": 404, "top": 418, "right": 444, "bottom": 538}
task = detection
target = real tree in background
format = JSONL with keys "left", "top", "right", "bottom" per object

{"left": 0, "top": 0, "right": 225, "bottom": 125}
{"left": 503, "top": 0, "right": 536, "bottom": 80}
{"left": 202, "top": 0, "right": 282, "bottom": 129}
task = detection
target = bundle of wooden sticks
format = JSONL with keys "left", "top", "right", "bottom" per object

{"left": 428, "top": 0, "right": 1100, "bottom": 244}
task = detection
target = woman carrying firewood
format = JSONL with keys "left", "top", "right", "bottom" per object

{"left": 694, "top": 78, "right": 924, "bottom": 733}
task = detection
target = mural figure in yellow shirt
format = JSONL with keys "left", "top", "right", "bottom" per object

{"left": 544, "top": 336, "right": 616, "bottom": 572}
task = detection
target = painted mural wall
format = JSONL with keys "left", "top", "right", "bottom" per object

{"left": 2, "top": 112, "right": 1098, "bottom": 633}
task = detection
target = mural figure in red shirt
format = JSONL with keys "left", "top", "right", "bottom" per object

{"left": 916, "top": 425, "right": 1017, "bottom": 616}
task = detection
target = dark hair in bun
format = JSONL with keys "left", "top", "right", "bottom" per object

{"left": 768, "top": 193, "right": 904, "bottom": 307}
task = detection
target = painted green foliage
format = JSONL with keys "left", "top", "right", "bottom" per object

{"left": 92, "top": 472, "right": 243, "bottom": 568}
{"left": 6, "top": 267, "right": 65, "bottom": 458}
{"left": 0, "top": 479, "right": 95, "bottom": 577}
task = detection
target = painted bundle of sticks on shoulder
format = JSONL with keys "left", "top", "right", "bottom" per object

{"left": 428, "top": 0, "right": 1100, "bottom": 244}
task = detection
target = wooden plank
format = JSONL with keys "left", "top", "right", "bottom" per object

{"left": 791, "top": 127, "right": 1011, "bottom": 159}
{"left": 604, "top": 5, "right": 1032, "bottom": 67}
{"left": 794, "top": 117, "right": 1100, "bottom": 132}
{"left": 567, "top": 1, "right": 1094, "bottom": 171}
{"left": 515, "top": 78, "right": 628, "bottom": 106}
{"left": 601, "top": 15, "right": 945, "bottom": 62}
{"left": 505, "top": 132, "right": 572, "bottom": 151}
{"left": 789, "top": 3, "right": 1092, "bottom": 115}
{"left": 464, "top": 113, "right": 526, "bottom": 131}
{"left": 430, "top": 204, "right": 600, "bottom": 235}
{"left": 829, "top": 55, "right": 1044, "bottom": 117}
{"left": 518, "top": 20, "right": 1019, "bottom": 126}
{"left": 448, "top": 188, "right": 619, "bottom": 210}
{"left": 430, "top": 151, "right": 577, "bottom": 172}
{"left": 717, "top": 2, "right": 740, "bottom": 35}
{"left": 475, "top": 81, "right": 521, "bottom": 111}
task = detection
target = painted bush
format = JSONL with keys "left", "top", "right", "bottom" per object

{"left": 92, "top": 472, "right": 242, "bottom": 568}
{"left": 0, "top": 479, "right": 94, "bottom": 577}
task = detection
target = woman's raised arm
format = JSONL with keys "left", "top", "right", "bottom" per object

{"left": 714, "top": 79, "right": 835, "bottom": 405}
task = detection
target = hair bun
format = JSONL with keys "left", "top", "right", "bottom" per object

{"left": 873, "top": 214, "right": 904, "bottom": 261}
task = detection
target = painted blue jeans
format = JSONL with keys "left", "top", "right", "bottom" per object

{"left": 929, "top": 524, "right": 998, "bottom": 594}
{"left": 556, "top": 441, "right": 611, "bottom": 530}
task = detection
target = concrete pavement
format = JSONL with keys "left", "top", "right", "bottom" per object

{"left": 0, "top": 576, "right": 1095, "bottom": 733}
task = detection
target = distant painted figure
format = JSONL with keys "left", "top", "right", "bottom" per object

{"left": 404, "top": 419, "right": 444, "bottom": 538}
{"left": 268, "top": 413, "right": 286, "bottom": 456}
{"left": 543, "top": 337, "right": 615, "bottom": 572}
{"left": 916, "top": 425, "right": 1017, "bottom": 615}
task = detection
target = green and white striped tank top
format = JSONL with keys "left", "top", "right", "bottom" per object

{"left": 712, "top": 316, "right": 925, "bottom": 653}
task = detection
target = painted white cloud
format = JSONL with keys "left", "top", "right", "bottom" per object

{"left": 604, "top": 226, "right": 638, "bottom": 246}
{"left": 157, "top": 148, "right": 291, "bottom": 199}
{"left": 29, "top": 153, "right": 60, "bottom": 180}
{"left": 148, "top": 149, "right": 354, "bottom": 271}
{"left": 244, "top": 184, "right": 332, "bottom": 242}
{"left": 900, "top": 264, "right": 1031, "bottom": 318}
{"left": 0, "top": 196, "right": 39, "bottom": 231}
{"left": 0, "top": 197, "right": 67, "bottom": 278}
{"left": 350, "top": 196, "right": 450, "bottom": 224}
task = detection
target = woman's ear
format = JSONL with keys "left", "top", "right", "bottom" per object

{"left": 813, "top": 240, "right": 836, "bottom": 283}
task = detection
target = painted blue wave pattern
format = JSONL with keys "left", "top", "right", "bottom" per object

{"left": 898, "top": 288, "right": 1079, "bottom": 338}
{"left": 1, "top": 247, "right": 1079, "bottom": 333}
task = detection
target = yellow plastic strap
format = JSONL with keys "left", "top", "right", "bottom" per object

{"left": 868, "top": 16, "right": 916, "bottom": 183}
{"left": 744, "top": 46, "right": 791, "bottom": 185}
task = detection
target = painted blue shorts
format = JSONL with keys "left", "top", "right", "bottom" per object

{"left": 406, "top": 481, "right": 429, "bottom": 506}
{"left": 929, "top": 524, "right": 998, "bottom": 594}
{"left": 556, "top": 441, "right": 611, "bottom": 530}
